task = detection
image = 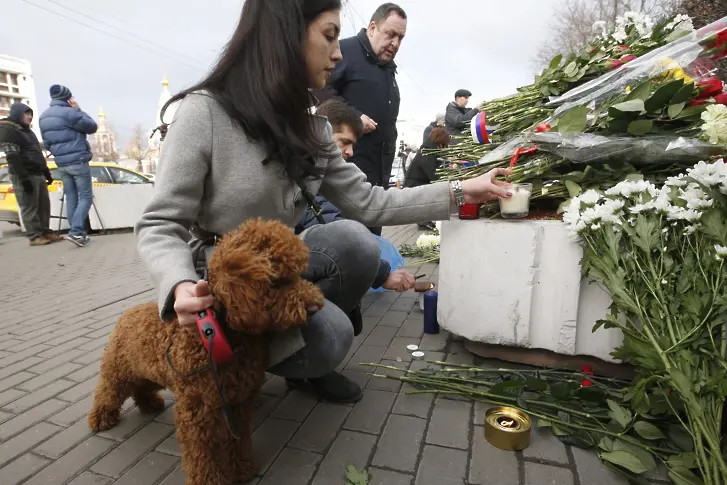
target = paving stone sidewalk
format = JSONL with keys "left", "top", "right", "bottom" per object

{"left": 0, "top": 224, "right": 667, "bottom": 485}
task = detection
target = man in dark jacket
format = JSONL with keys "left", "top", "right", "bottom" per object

{"left": 39, "top": 85, "right": 98, "bottom": 247}
{"left": 316, "top": 3, "right": 407, "bottom": 236}
{"left": 445, "top": 89, "right": 479, "bottom": 144}
{"left": 0, "top": 103, "right": 60, "bottom": 246}
{"left": 422, "top": 113, "right": 445, "bottom": 144}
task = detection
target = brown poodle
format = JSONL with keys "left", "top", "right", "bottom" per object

{"left": 88, "top": 218, "right": 325, "bottom": 485}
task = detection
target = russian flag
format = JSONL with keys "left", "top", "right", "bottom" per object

{"left": 471, "top": 111, "right": 497, "bottom": 144}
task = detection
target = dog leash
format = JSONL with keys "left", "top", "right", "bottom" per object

{"left": 165, "top": 331, "right": 242, "bottom": 440}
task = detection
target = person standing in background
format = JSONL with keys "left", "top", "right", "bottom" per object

{"left": 445, "top": 89, "right": 479, "bottom": 144}
{"left": 423, "top": 112, "right": 445, "bottom": 144}
{"left": 39, "top": 85, "right": 98, "bottom": 247}
{"left": 0, "top": 103, "right": 59, "bottom": 246}
{"left": 316, "top": 2, "right": 407, "bottom": 236}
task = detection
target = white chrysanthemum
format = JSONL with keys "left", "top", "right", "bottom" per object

{"left": 715, "top": 245, "right": 727, "bottom": 257}
{"left": 687, "top": 159, "right": 727, "bottom": 187}
{"left": 701, "top": 105, "right": 727, "bottom": 145}
{"left": 579, "top": 189, "right": 603, "bottom": 205}
{"left": 605, "top": 180, "right": 655, "bottom": 198}
{"left": 679, "top": 183, "right": 713, "bottom": 210}
{"left": 665, "top": 173, "right": 688, "bottom": 187}
{"left": 416, "top": 234, "right": 440, "bottom": 249}
{"left": 592, "top": 20, "right": 607, "bottom": 37}
{"left": 666, "top": 206, "right": 702, "bottom": 222}
{"left": 665, "top": 14, "right": 694, "bottom": 33}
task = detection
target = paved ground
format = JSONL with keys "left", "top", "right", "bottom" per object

{"left": 0, "top": 222, "right": 668, "bottom": 485}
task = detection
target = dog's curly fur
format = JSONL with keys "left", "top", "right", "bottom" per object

{"left": 88, "top": 219, "right": 324, "bottom": 485}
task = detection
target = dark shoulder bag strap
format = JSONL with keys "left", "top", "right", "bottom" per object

{"left": 292, "top": 174, "right": 326, "bottom": 225}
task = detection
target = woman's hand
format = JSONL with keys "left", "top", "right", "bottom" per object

{"left": 173, "top": 280, "right": 214, "bottom": 332}
{"left": 461, "top": 167, "right": 514, "bottom": 204}
{"left": 382, "top": 269, "right": 417, "bottom": 292}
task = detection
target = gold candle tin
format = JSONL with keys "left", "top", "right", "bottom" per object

{"left": 484, "top": 406, "right": 531, "bottom": 451}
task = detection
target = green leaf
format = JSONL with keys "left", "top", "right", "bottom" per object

{"left": 540, "top": 85, "right": 551, "bottom": 97}
{"left": 645, "top": 79, "right": 684, "bottom": 112}
{"left": 536, "top": 419, "right": 552, "bottom": 428}
{"left": 625, "top": 80, "right": 653, "bottom": 102}
{"left": 549, "top": 54, "right": 563, "bottom": 70}
{"left": 667, "top": 452, "right": 697, "bottom": 469}
{"left": 564, "top": 61, "right": 578, "bottom": 76}
{"left": 525, "top": 378, "right": 548, "bottom": 393}
{"left": 601, "top": 451, "right": 650, "bottom": 474}
{"left": 668, "top": 467, "right": 705, "bottom": 485}
{"left": 612, "top": 99, "right": 646, "bottom": 113}
{"left": 670, "top": 83, "right": 695, "bottom": 104}
{"left": 551, "top": 424, "right": 571, "bottom": 437}
{"left": 557, "top": 106, "right": 589, "bottom": 133}
{"left": 612, "top": 439, "right": 657, "bottom": 472}
{"left": 564, "top": 180, "right": 582, "bottom": 197}
{"left": 668, "top": 102, "right": 686, "bottom": 119}
{"left": 672, "top": 104, "right": 707, "bottom": 120}
{"left": 345, "top": 465, "right": 370, "bottom": 485}
{"left": 633, "top": 421, "right": 665, "bottom": 440}
{"left": 550, "top": 382, "right": 579, "bottom": 401}
{"left": 598, "top": 437, "right": 614, "bottom": 452}
{"left": 607, "top": 399, "right": 632, "bottom": 429}
{"left": 627, "top": 119, "right": 653, "bottom": 136}
{"left": 488, "top": 380, "right": 526, "bottom": 397}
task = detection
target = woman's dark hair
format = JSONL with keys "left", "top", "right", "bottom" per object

{"left": 162, "top": 0, "right": 342, "bottom": 178}
{"left": 428, "top": 127, "right": 450, "bottom": 148}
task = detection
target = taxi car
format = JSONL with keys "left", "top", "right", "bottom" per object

{"left": 0, "top": 161, "right": 153, "bottom": 225}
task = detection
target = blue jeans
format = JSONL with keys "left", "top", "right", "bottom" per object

{"left": 57, "top": 163, "right": 93, "bottom": 236}
{"left": 268, "top": 220, "right": 381, "bottom": 379}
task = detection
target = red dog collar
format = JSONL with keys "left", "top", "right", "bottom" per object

{"left": 196, "top": 309, "right": 234, "bottom": 365}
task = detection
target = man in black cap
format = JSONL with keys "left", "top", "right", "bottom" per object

{"left": 445, "top": 89, "right": 479, "bottom": 144}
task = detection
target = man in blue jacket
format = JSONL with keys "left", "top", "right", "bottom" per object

{"left": 39, "top": 85, "right": 98, "bottom": 247}
{"left": 316, "top": 3, "right": 407, "bottom": 236}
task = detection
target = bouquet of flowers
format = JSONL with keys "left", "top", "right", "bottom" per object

{"left": 563, "top": 159, "right": 727, "bottom": 484}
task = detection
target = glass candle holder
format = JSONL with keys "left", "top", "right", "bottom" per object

{"left": 499, "top": 183, "right": 532, "bottom": 219}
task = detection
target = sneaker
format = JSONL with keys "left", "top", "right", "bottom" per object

{"left": 286, "top": 371, "right": 363, "bottom": 403}
{"left": 29, "top": 236, "right": 51, "bottom": 246}
{"left": 65, "top": 235, "right": 87, "bottom": 247}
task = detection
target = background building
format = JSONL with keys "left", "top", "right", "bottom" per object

{"left": 0, "top": 55, "right": 40, "bottom": 140}
{"left": 146, "top": 73, "right": 178, "bottom": 173}
{"left": 91, "top": 107, "right": 118, "bottom": 162}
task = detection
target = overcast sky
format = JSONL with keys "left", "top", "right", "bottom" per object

{"left": 4, "top": 0, "right": 560, "bottom": 147}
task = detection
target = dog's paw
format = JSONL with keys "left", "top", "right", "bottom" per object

{"left": 88, "top": 407, "right": 120, "bottom": 432}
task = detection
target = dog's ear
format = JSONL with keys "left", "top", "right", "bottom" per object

{"left": 207, "top": 245, "right": 273, "bottom": 335}
{"left": 268, "top": 280, "right": 325, "bottom": 331}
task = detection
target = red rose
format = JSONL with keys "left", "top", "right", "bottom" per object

{"left": 713, "top": 93, "right": 727, "bottom": 105}
{"left": 581, "top": 364, "right": 594, "bottom": 374}
{"left": 689, "top": 98, "right": 707, "bottom": 107}
{"left": 614, "top": 45, "right": 630, "bottom": 53}
{"left": 581, "top": 379, "right": 593, "bottom": 387}
{"left": 697, "top": 77, "right": 724, "bottom": 98}
{"left": 620, "top": 55, "right": 637, "bottom": 63}
{"left": 605, "top": 59, "right": 623, "bottom": 70}
{"left": 535, "top": 122, "right": 552, "bottom": 133}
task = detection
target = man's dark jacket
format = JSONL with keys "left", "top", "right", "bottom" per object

{"left": 445, "top": 101, "right": 478, "bottom": 140}
{"left": 0, "top": 103, "right": 50, "bottom": 180}
{"left": 316, "top": 29, "right": 400, "bottom": 188}
{"left": 404, "top": 139, "right": 442, "bottom": 188}
{"left": 422, "top": 121, "right": 438, "bottom": 145}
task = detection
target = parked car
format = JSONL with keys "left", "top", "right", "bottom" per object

{"left": 0, "top": 162, "right": 152, "bottom": 225}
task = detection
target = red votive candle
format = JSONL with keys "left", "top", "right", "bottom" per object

{"left": 458, "top": 203, "right": 481, "bottom": 220}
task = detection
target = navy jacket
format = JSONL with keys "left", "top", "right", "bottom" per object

{"left": 316, "top": 29, "right": 400, "bottom": 188}
{"left": 295, "top": 196, "right": 391, "bottom": 288}
{"left": 39, "top": 100, "right": 97, "bottom": 166}
{"left": 0, "top": 103, "right": 49, "bottom": 179}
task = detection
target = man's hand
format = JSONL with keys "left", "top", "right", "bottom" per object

{"left": 382, "top": 269, "right": 417, "bottom": 292}
{"left": 361, "top": 114, "right": 377, "bottom": 134}
{"left": 67, "top": 98, "right": 80, "bottom": 110}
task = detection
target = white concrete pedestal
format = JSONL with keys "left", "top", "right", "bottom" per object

{"left": 437, "top": 219, "right": 623, "bottom": 363}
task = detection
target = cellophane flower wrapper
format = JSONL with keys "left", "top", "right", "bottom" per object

{"left": 526, "top": 132, "right": 725, "bottom": 166}
{"left": 549, "top": 16, "right": 727, "bottom": 118}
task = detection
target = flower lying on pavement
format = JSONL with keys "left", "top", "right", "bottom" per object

{"left": 415, "top": 233, "right": 440, "bottom": 249}
{"left": 701, "top": 104, "right": 727, "bottom": 145}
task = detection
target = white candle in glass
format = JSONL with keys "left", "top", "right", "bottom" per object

{"left": 499, "top": 183, "right": 532, "bottom": 218}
